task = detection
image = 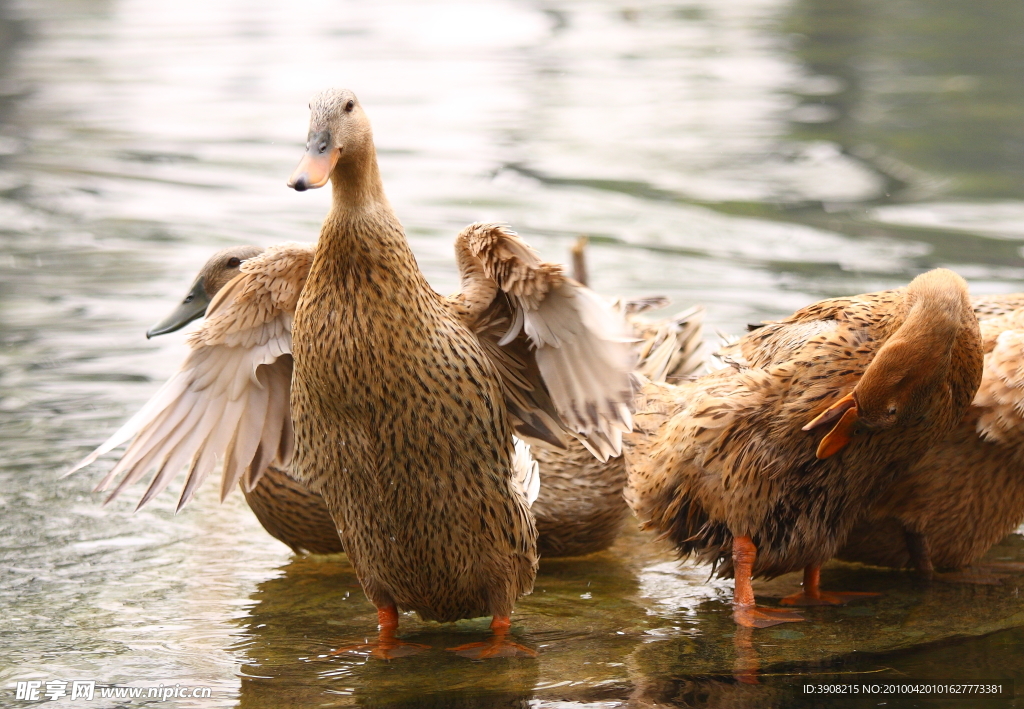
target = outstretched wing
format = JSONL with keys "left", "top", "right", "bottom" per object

{"left": 67, "top": 243, "right": 313, "bottom": 510}
{"left": 447, "top": 223, "right": 635, "bottom": 461}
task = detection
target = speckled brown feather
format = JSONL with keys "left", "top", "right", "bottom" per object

{"left": 839, "top": 295, "right": 1024, "bottom": 570}
{"left": 245, "top": 301, "right": 704, "bottom": 560}
{"left": 288, "top": 90, "right": 560, "bottom": 623}
{"left": 291, "top": 204, "right": 536, "bottom": 623}
{"left": 448, "top": 223, "right": 636, "bottom": 459}
{"left": 624, "top": 270, "right": 984, "bottom": 580}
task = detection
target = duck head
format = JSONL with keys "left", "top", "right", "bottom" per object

{"left": 146, "top": 245, "right": 264, "bottom": 338}
{"left": 287, "top": 88, "right": 372, "bottom": 192}
{"left": 804, "top": 268, "right": 978, "bottom": 459}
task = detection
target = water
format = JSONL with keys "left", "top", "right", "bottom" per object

{"left": 3, "top": 0, "right": 1024, "bottom": 706}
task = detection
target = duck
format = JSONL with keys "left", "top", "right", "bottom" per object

{"left": 529, "top": 299, "right": 706, "bottom": 557}
{"left": 69, "top": 242, "right": 315, "bottom": 512}
{"left": 72, "top": 88, "right": 636, "bottom": 659}
{"left": 837, "top": 294, "right": 1024, "bottom": 578}
{"left": 531, "top": 238, "right": 707, "bottom": 558}
{"left": 623, "top": 269, "right": 984, "bottom": 628}
{"left": 285, "top": 89, "right": 637, "bottom": 659}
{"left": 103, "top": 243, "right": 702, "bottom": 559}
{"left": 142, "top": 244, "right": 346, "bottom": 556}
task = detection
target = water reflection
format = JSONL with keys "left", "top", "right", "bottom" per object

{"left": 3, "top": 0, "right": 1024, "bottom": 706}
{"left": 233, "top": 549, "right": 653, "bottom": 707}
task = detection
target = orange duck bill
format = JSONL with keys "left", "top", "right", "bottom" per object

{"left": 803, "top": 392, "right": 859, "bottom": 460}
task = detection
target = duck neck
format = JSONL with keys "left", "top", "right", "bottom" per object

{"left": 898, "top": 273, "right": 972, "bottom": 356}
{"left": 311, "top": 145, "right": 428, "bottom": 297}
{"left": 328, "top": 143, "right": 387, "bottom": 212}
{"left": 858, "top": 272, "right": 976, "bottom": 411}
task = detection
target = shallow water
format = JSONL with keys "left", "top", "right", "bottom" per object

{"left": 3, "top": 0, "right": 1024, "bottom": 706}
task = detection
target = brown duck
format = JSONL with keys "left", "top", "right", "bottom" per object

{"left": 838, "top": 294, "right": 1024, "bottom": 578}
{"left": 287, "top": 88, "right": 637, "bottom": 657}
{"left": 531, "top": 242, "right": 707, "bottom": 558}
{"left": 624, "top": 269, "right": 984, "bottom": 627}
{"left": 72, "top": 88, "right": 636, "bottom": 658}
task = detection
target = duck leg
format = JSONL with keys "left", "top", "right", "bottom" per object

{"left": 906, "top": 530, "right": 1009, "bottom": 584}
{"left": 330, "top": 605, "right": 430, "bottom": 660}
{"left": 447, "top": 616, "right": 538, "bottom": 659}
{"left": 905, "top": 529, "right": 935, "bottom": 578}
{"left": 780, "top": 566, "right": 880, "bottom": 606}
{"left": 731, "top": 535, "right": 803, "bottom": 628}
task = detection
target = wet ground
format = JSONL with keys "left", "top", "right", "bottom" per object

{"left": 3, "top": 0, "right": 1024, "bottom": 706}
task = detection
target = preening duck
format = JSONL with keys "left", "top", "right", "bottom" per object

{"left": 838, "top": 293, "right": 1024, "bottom": 578}
{"left": 624, "top": 269, "right": 984, "bottom": 628}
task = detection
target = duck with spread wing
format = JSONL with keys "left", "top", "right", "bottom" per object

{"left": 85, "top": 243, "right": 700, "bottom": 560}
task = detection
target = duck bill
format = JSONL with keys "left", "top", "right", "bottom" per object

{"left": 146, "top": 278, "right": 211, "bottom": 339}
{"left": 803, "top": 392, "right": 859, "bottom": 459}
{"left": 287, "top": 146, "right": 340, "bottom": 191}
{"left": 814, "top": 405, "right": 859, "bottom": 459}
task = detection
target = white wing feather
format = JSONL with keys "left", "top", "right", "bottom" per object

{"left": 524, "top": 283, "right": 635, "bottom": 460}
{"left": 452, "top": 223, "right": 636, "bottom": 462}
{"left": 511, "top": 436, "right": 541, "bottom": 507}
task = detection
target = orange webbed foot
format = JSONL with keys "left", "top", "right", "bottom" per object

{"left": 779, "top": 589, "right": 880, "bottom": 606}
{"left": 730, "top": 536, "right": 804, "bottom": 628}
{"left": 447, "top": 615, "right": 537, "bottom": 659}
{"left": 732, "top": 606, "right": 804, "bottom": 628}
{"left": 446, "top": 637, "right": 538, "bottom": 659}
{"left": 328, "top": 604, "right": 429, "bottom": 660}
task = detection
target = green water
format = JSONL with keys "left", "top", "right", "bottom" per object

{"left": 3, "top": 0, "right": 1024, "bottom": 706}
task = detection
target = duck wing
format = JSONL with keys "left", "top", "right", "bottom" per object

{"left": 630, "top": 304, "right": 706, "bottom": 382}
{"left": 446, "top": 223, "right": 636, "bottom": 461}
{"left": 714, "top": 291, "right": 903, "bottom": 371}
{"left": 512, "top": 437, "right": 541, "bottom": 507}
{"left": 67, "top": 243, "right": 313, "bottom": 511}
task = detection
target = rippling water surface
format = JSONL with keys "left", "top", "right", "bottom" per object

{"left": 4, "top": 0, "right": 1024, "bottom": 707}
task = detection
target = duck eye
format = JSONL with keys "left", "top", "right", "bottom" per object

{"left": 227, "top": 257, "right": 241, "bottom": 267}
{"left": 888, "top": 405, "right": 898, "bottom": 416}
{"left": 345, "top": 99, "right": 355, "bottom": 112}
